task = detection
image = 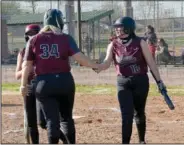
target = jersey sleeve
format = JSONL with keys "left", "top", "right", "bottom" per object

{"left": 19, "top": 48, "right": 25, "bottom": 58}
{"left": 68, "top": 35, "right": 80, "bottom": 56}
{"left": 23, "top": 37, "right": 35, "bottom": 61}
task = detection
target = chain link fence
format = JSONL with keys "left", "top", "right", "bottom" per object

{"left": 2, "top": 1, "right": 184, "bottom": 66}
{"left": 2, "top": 64, "right": 184, "bottom": 86}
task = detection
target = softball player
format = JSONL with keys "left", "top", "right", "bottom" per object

{"left": 20, "top": 9, "right": 99, "bottom": 144}
{"left": 96, "top": 17, "right": 167, "bottom": 144}
{"left": 147, "top": 37, "right": 156, "bottom": 60}
{"left": 15, "top": 24, "right": 41, "bottom": 144}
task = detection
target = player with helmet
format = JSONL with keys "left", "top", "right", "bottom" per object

{"left": 16, "top": 23, "right": 72, "bottom": 144}
{"left": 95, "top": 17, "right": 167, "bottom": 144}
{"left": 15, "top": 24, "right": 41, "bottom": 144}
{"left": 20, "top": 9, "right": 99, "bottom": 144}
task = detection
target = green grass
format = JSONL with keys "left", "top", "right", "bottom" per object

{"left": 2, "top": 83, "right": 20, "bottom": 92}
{"left": 2, "top": 83, "right": 184, "bottom": 96}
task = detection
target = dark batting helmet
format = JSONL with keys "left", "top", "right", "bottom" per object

{"left": 25, "top": 24, "right": 40, "bottom": 42}
{"left": 43, "top": 9, "right": 64, "bottom": 30}
{"left": 113, "top": 16, "right": 136, "bottom": 35}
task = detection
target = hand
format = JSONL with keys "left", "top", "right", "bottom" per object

{"left": 92, "top": 63, "right": 104, "bottom": 74}
{"left": 157, "top": 80, "right": 167, "bottom": 93}
{"left": 20, "top": 85, "right": 28, "bottom": 97}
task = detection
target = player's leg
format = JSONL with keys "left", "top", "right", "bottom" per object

{"left": 36, "top": 100, "right": 47, "bottom": 129}
{"left": 36, "top": 99, "right": 70, "bottom": 143}
{"left": 117, "top": 76, "right": 134, "bottom": 144}
{"left": 35, "top": 76, "right": 61, "bottom": 144}
{"left": 59, "top": 92, "right": 75, "bottom": 144}
{"left": 24, "top": 82, "right": 39, "bottom": 144}
{"left": 132, "top": 74, "right": 149, "bottom": 144}
{"left": 58, "top": 73, "right": 76, "bottom": 144}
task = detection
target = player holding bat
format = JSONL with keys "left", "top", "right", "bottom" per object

{"left": 94, "top": 16, "right": 169, "bottom": 144}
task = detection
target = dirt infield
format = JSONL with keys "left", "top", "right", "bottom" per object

{"left": 2, "top": 92, "right": 184, "bottom": 144}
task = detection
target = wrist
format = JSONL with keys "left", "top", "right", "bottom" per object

{"left": 91, "top": 63, "right": 98, "bottom": 69}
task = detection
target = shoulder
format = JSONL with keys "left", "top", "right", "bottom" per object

{"left": 134, "top": 36, "right": 143, "bottom": 40}
{"left": 63, "top": 33, "right": 73, "bottom": 39}
{"left": 109, "top": 35, "right": 118, "bottom": 46}
{"left": 64, "top": 34, "right": 77, "bottom": 43}
{"left": 133, "top": 36, "right": 144, "bottom": 45}
{"left": 28, "top": 35, "right": 38, "bottom": 45}
{"left": 109, "top": 35, "right": 117, "bottom": 41}
{"left": 59, "top": 33, "right": 74, "bottom": 42}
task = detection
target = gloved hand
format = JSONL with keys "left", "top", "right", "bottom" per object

{"left": 157, "top": 80, "right": 167, "bottom": 93}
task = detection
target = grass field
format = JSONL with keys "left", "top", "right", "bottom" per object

{"left": 2, "top": 83, "right": 184, "bottom": 96}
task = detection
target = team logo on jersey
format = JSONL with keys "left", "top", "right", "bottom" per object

{"left": 116, "top": 55, "right": 137, "bottom": 66}
{"left": 115, "top": 46, "right": 140, "bottom": 67}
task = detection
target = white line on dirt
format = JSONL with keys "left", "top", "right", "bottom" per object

{"left": 159, "top": 120, "right": 184, "bottom": 124}
{"left": 89, "top": 107, "right": 121, "bottom": 112}
{"left": 3, "top": 112, "right": 17, "bottom": 119}
{"left": 3, "top": 111, "right": 85, "bottom": 120}
{"left": 3, "top": 129, "right": 24, "bottom": 135}
{"left": 73, "top": 115, "right": 85, "bottom": 119}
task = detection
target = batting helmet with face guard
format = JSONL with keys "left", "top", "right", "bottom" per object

{"left": 113, "top": 16, "right": 136, "bottom": 35}
{"left": 25, "top": 24, "right": 40, "bottom": 42}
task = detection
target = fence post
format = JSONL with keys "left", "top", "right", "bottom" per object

{"left": 172, "top": 18, "right": 176, "bottom": 65}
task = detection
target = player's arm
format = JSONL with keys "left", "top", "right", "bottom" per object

{"left": 15, "top": 52, "right": 23, "bottom": 80}
{"left": 21, "top": 39, "right": 34, "bottom": 87}
{"left": 73, "top": 52, "right": 98, "bottom": 68}
{"left": 99, "top": 42, "right": 113, "bottom": 70}
{"left": 68, "top": 35, "right": 98, "bottom": 69}
{"left": 140, "top": 39, "right": 161, "bottom": 81}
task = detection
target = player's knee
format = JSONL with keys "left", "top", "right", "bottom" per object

{"left": 122, "top": 111, "right": 134, "bottom": 121}
{"left": 60, "top": 119, "right": 75, "bottom": 135}
{"left": 47, "top": 120, "right": 60, "bottom": 139}
{"left": 134, "top": 113, "right": 146, "bottom": 124}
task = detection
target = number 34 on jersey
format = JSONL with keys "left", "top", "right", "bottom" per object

{"left": 40, "top": 44, "right": 60, "bottom": 59}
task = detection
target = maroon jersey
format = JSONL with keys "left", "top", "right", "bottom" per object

{"left": 19, "top": 48, "right": 35, "bottom": 82}
{"left": 24, "top": 32, "right": 80, "bottom": 75}
{"left": 112, "top": 36, "right": 148, "bottom": 76}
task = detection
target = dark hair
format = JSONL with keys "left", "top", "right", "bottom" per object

{"left": 158, "top": 38, "right": 168, "bottom": 47}
{"left": 147, "top": 37, "right": 154, "bottom": 45}
{"left": 147, "top": 25, "right": 155, "bottom": 33}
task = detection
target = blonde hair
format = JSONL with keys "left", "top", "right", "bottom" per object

{"left": 39, "top": 25, "right": 62, "bottom": 35}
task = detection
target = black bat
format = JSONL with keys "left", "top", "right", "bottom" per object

{"left": 150, "top": 70, "right": 175, "bottom": 110}
{"left": 23, "top": 103, "right": 31, "bottom": 144}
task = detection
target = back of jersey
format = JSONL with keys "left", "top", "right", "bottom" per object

{"left": 34, "top": 32, "right": 71, "bottom": 75}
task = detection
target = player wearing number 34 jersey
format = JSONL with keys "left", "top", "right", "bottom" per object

{"left": 25, "top": 32, "right": 78, "bottom": 75}
{"left": 21, "top": 9, "right": 99, "bottom": 144}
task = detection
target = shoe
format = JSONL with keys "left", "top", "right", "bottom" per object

{"left": 139, "top": 141, "right": 146, "bottom": 144}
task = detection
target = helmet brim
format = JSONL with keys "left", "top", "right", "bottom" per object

{"left": 112, "top": 24, "right": 123, "bottom": 28}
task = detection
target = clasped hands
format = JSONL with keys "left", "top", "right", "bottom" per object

{"left": 92, "top": 63, "right": 106, "bottom": 74}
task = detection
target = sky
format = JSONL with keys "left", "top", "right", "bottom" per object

{"left": 18, "top": 1, "right": 183, "bottom": 19}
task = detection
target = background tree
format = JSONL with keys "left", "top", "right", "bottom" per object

{"left": 1, "top": 1, "right": 22, "bottom": 15}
